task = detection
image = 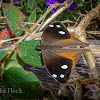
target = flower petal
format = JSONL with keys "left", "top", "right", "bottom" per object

{"left": 50, "top": 0, "right": 57, "bottom": 4}
{"left": 46, "top": 0, "right": 57, "bottom": 7}
{"left": 59, "top": 0, "right": 66, "bottom": 3}
{"left": 67, "top": 2, "right": 75, "bottom": 9}
{"left": 13, "top": 0, "right": 17, "bottom": 2}
{"left": 46, "top": 0, "right": 51, "bottom": 6}
{"left": 50, "top": 7, "right": 58, "bottom": 13}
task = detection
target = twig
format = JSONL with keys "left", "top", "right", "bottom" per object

{"left": 77, "top": 12, "right": 86, "bottom": 16}
{"left": 61, "top": 20, "right": 77, "bottom": 24}
{"left": 29, "top": 32, "right": 43, "bottom": 40}
{"left": 76, "top": 14, "right": 83, "bottom": 23}
{"left": 67, "top": 78, "right": 97, "bottom": 85}
{"left": 21, "top": 22, "right": 40, "bottom": 25}
{"left": 87, "top": 33, "right": 97, "bottom": 40}
{"left": 74, "top": 82, "right": 82, "bottom": 100}
{"left": 50, "top": 92, "right": 58, "bottom": 100}
{"left": 0, "top": 16, "right": 6, "bottom": 19}
{"left": 0, "top": 23, "right": 6, "bottom": 25}
{"left": 0, "top": 37, "right": 21, "bottom": 45}
{"left": 74, "top": 3, "right": 100, "bottom": 78}
{"left": 86, "top": 31, "right": 100, "bottom": 35}
{"left": 90, "top": 0, "right": 93, "bottom": 9}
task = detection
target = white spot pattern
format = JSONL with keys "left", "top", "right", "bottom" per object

{"left": 61, "top": 65, "right": 68, "bottom": 69}
{"left": 58, "top": 31, "right": 65, "bottom": 35}
{"left": 52, "top": 74, "right": 57, "bottom": 78}
{"left": 56, "top": 25, "right": 61, "bottom": 28}
{"left": 49, "top": 25, "right": 54, "bottom": 27}
{"left": 60, "top": 74, "right": 65, "bottom": 78}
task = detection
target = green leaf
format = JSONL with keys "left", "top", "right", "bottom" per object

{"left": 28, "top": 10, "right": 36, "bottom": 22}
{"left": 15, "top": 28, "right": 25, "bottom": 37}
{"left": 0, "top": 50, "right": 7, "bottom": 61}
{"left": 15, "top": 24, "right": 29, "bottom": 37}
{"left": 26, "top": 6, "right": 32, "bottom": 14}
{"left": 36, "top": 0, "right": 44, "bottom": 9}
{"left": 2, "top": 67, "right": 43, "bottom": 99}
{"left": 27, "top": 0, "right": 35, "bottom": 10}
{"left": 18, "top": 40, "right": 43, "bottom": 66}
{"left": 4, "top": 51, "right": 24, "bottom": 70}
{"left": 2, "top": 3, "right": 25, "bottom": 34}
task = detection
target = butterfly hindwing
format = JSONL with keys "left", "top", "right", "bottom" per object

{"left": 42, "top": 50, "right": 72, "bottom": 83}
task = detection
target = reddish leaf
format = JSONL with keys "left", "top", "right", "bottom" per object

{"left": 0, "top": 28, "right": 12, "bottom": 48}
{"left": 0, "top": 28, "right": 12, "bottom": 40}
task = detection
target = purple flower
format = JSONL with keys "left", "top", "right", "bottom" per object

{"left": 45, "top": 0, "right": 75, "bottom": 13}
{"left": 67, "top": 2, "right": 75, "bottom": 9}
{"left": 13, "top": 0, "right": 17, "bottom": 2}
{"left": 46, "top": 0, "right": 57, "bottom": 7}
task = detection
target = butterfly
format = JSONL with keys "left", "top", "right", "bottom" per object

{"left": 38, "top": 22, "right": 88, "bottom": 83}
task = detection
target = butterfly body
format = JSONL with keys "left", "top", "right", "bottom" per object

{"left": 39, "top": 22, "right": 88, "bottom": 83}
{"left": 38, "top": 44, "right": 63, "bottom": 50}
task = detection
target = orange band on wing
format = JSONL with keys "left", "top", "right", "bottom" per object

{"left": 56, "top": 51, "right": 81, "bottom": 67}
{"left": 52, "top": 32, "right": 85, "bottom": 47}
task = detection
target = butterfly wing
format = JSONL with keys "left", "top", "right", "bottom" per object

{"left": 51, "top": 50, "right": 82, "bottom": 68}
{"left": 42, "top": 50, "right": 72, "bottom": 83}
{"left": 41, "top": 22, "right": 86, "bottom": 83}
{"left": 41, "top": 22, "right": 71, "bottom": 44}
{"left": 41, "top": 22, "right": 87, "bottom": 47}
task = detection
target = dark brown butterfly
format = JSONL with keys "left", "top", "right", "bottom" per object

{"left": 38, "top": 22, "right": 88, "bottom": 83}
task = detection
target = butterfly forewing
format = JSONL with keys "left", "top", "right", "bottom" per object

{"left": 41, "top": 22, "right": 87, "bottom": 47}
{"left": 41, "top": 22, "right": 71, "bottom": 44}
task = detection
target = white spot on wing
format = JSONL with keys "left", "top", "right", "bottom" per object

{"left": 60, "top": 74, "right": 65, "bottom": 78}
{"left": 61, "top": 65, "right": 68, "bottom": 69}
{"left": 58, "top": 31, "right": 65, "bottom": 35}
{"left": 52, "top": 74, "right": 57, "bottom": 78}
{"left": 49, "top": 25, "right": 54, "bottom": 27}
{"left": 56, "top": 25, "right": 61, "bottom": 28}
